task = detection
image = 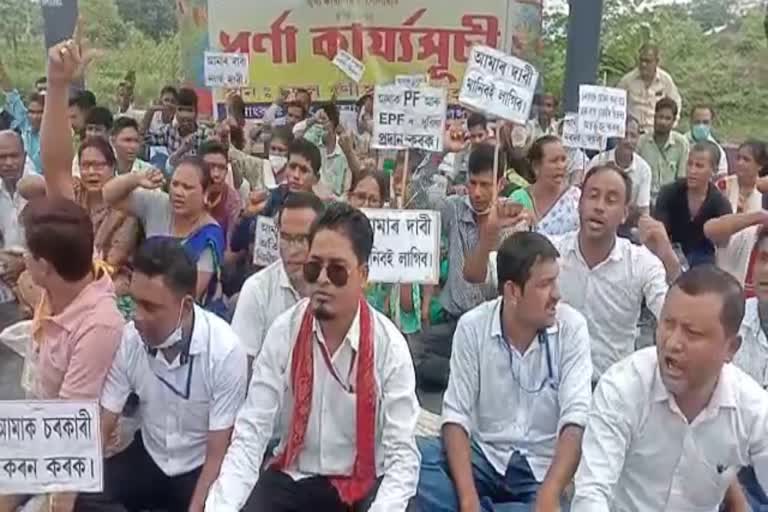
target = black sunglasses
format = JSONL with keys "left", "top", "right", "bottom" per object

{"left": 303, "top": 260, "right": 349, "bottom": 287}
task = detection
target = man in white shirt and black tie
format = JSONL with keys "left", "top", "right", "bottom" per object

{"left": 573, "top": 265, "right": 768, "bottom": 511}
{"left": 417, "top": 231, "right": 592, "bottom": 511}
{"left": 206, "top": 202, "right": 420, "bottom": 512}
{"left": 75, "top": 238, "right": 247, "bottom": 512}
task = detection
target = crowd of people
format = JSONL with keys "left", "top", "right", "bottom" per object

{"left": 1, "top": 22, "right": 768, "bottom": 512}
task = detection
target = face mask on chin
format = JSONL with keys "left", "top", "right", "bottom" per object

{"left": 269, "top": 154, "right": 288, "bottom": 173}
{"left": 147, "top": 299, "right": 189, "bottom": 350}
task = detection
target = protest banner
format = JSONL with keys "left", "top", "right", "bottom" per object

{"left": 372, "top": 84, "right": 447, "bottom": 152}
{"left": 0, "top": 400, "right": 102, "bottom": 495}
{"left": 363, "top": 209, "right": 441, "bottom": 284}
{"left": 578, "top": 85, "right": 628, "bottom": 139}
{"left": 204, "top": 51, "right": 250, "bottom": 88}
{"left": 562, "top": 113, "right": 606, "bottom": 152}
{"left": 332, "top": 49, "right": 365, "bottom": 83}
{"left": 253, "top": 216, "right": 279, "bottom": 267}
{"left": 185, "top": 0, "right": 544, "bottom": 118}
{"left": 458, "top": 45, "right": 539, "bottom": 125}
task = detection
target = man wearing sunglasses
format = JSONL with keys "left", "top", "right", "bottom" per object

{"left": 208, "top": 202, "right": 420, "bottom": 512}
{"left": 77, "top": 238, "right": 247, "bottom": 512}
{"left": 232, "top": 191, "right": 325, "bottom": 369}
{"left": 417, "top": 232, "right": 592, "bottom": 511}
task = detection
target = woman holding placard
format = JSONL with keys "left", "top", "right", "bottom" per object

{"left": 508, "top": 135, "right": 580, "bottom": 236}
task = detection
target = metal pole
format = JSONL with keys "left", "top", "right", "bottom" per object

{"left": 562, "top": 0, "right": 604, "bottom": 113}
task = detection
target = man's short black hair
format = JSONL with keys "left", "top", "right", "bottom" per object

{"left": 177, "top": 87, "right": 198, "bottom": 109}
{"left": 69, "top": 89, "right": 96, "bottom": 111}
{"left": 319, "top": 102, "right": 340, "bottom": 129}
{"left": 112, "top": 116, "right": 139, "bottom": 136}
{"left": 133, "top": 237, "right": 197, "bottom": 298}
{"left": 496, "top": 231, "right": 560, "bottom": 294}
{"left": 27, "top": 92, "right": 45, "bottom": 107}
{"left": 582, "top": 163, "right": 634, "bottom": 205}
{"left": 278, "top": 191, "right": 325, "bottom": 223}
{"left": 271, "top": 126, "right": 295, "bottom": 145}
{"left": 468, "top": 143, "right": 501, "bottom": 180}
{"left": 672, "top": 265, "right": 744, "bottom": 337}
{"left": 160, "top": 85, "right": 179, "bottom": 99}
{"left": 691, "top": 140, "right": 721, "bottom": 171}
{"left": 467, "top": 112, "right": 487, "bottom": 130}
{"left": 85, "top": 106, "right": 114, "bottom": 130}
{"left": 308, "top": 202, "right": 374, "bottom": 265}
{"left": 35, "top": 76, "right": 47, "bottom": 87}
{"left": 288, "top": 138, "right": 322, "bottom": 177}
{"left": 655, "top": 97, "right": 679, "bottom": 118}
{"left": 198, "top": 140, "right": 229, "bottom": 161}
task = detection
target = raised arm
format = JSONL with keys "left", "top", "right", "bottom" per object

{"left": 704, "top": 211, "right": 767, "bottom": 248}
{"left": 102, "top": 168, "right": 164, "bottom": 214}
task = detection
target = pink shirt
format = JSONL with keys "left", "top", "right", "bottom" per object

{"left": 34, "top": 272, "right": 124, "bottom": 400}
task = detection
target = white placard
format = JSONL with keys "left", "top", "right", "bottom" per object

{"left": 395, "top": 74, "right": 427, "bottom": 88}
{"left": 253, "top": 216, "right": 279, "bottom": 267}
{"left": 372, "top": 85, "right": 447, "bottom": 152}
{"left": 561, "top": 113, "right": 606, "bottom": 152}
{"left": 204, "top": 51, "right": 250, "bottom": 88}
{"left": 578, "top": 85, "right": 627, "bottom": 139}
{"left": 459, "top": 45, "right": 539, "bottom": 124}
{"left": 0, "top": 400, "right": 102, "bottom": 494}
{"left": 363, "top": 209, "right": 441, "bottom": 284}
{"left": 332, "top": 49, "right": 365, "bottom": 83}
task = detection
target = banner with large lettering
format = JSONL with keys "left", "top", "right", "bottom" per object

{"left": 184, "top": 0, "right": 543, "bottom": 119}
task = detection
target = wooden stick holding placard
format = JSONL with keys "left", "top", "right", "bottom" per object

{"left": 398, "top": 149, "right": 410, "bottom": 209}
{"left": 492, "top": 138, "right": 500, "bottom": 201}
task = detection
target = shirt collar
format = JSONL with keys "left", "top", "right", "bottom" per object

{"left": 188, "top": 305, "right": 208, "bottom": 356}
{"left": 651, "top": 361, "right": 738, "bottom": 410}
{"left": 313, "top": 301, "right": 362, "bottom": 352}
{"left": 277, "top": 260, "right": 299, "bottom": 294}
{"left": 562, "top": 231, "right": 624, "bottom": 265}
{"left": 458, "top": 197, "right": 478, "bottom": 224}
{"left": 44, "top": 271, "right": 115, "bottom": 332}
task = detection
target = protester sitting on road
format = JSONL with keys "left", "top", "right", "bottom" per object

{"left": 111, "top": 116, "right": 156, "bottom": 175}
{"left": 303, "top": 102, "right": 352, "bottom": 198}
{"left": 207, "top": 203, "right": 420, "bottom": 512}
{"left": 417, "top": 232, "right": 592, "bottom": 511}
{"left": 76, "top": 237, "right": 247, "bottom": 512}
{"left": 68, "top": 89, "right": 96, "bottom": 142}
{"left": 198, "top": 140, "right": 242, "bottom": 247}
{"left": 686, "top": 104, "right": 728, "bottom": 177}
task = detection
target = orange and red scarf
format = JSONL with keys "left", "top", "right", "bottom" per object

{"left": 271, "top": 299, "right": 377, "bottom": 505}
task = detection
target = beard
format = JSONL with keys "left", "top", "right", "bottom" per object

{"left": 313, "top": 303, "right": 334, "bottom": 321}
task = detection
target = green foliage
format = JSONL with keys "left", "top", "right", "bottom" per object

{"left": 116, "top": 0, "right": 177, "bottom": 42}
{"left": 542, "top": 0, "right": 768, "bottom": 142}
{"left": 0, "top": 0, "right": 180, "bottom": 111}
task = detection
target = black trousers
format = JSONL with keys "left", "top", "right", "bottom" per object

{"left": 242, "top": 468, "right": 382, "bottom": 512}
{"left": 75, "top": 432, "right": 202, "bottom": 512}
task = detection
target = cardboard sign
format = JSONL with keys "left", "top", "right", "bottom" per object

{"left": 561, "top": 113, "right": 606, "bottom": 152}
{"left": 459, "top": 45, "right": 538, "bottom": 124}
{"left": 578, "top": 85, "right": 627, "bottom": 139}
{"left": 395, "top": 74, "right": 428, "bottom": 88}
{"left": 253, "top": 216, "right": 279, "bottom": 267}
{"left": 332, "top": 49, "right": 365, "bottom": 83}
{"left": 372, "top": 85, "right": 447, "bottom": 152}
{"left": 204, "top": 51, "right": 250, "bottom": 88}
{"left": 363, "top": 209, "right": 441, "bottom": 284}
{"left": 0, "top": 400, "right": 102, "bottom": 494}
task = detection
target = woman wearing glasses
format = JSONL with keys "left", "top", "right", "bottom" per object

{"left": 416, "top": 231, "right": 593, "bottom": 511}
{"left": 208, "top": 202, "right": 420, "bottom": 512}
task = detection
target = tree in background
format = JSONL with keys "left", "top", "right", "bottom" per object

{"left": 116, "top": 0, "right": 177, "bottom": 41}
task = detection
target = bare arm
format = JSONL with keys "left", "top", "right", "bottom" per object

{"left": 40, "top": 61, "right": 75, "bottom": 200}
{"left": 189, "top": 428, "right": 233, "bottom": 512}
{"left": 443, "top": 423, "right": 480, "bottom": 511}
{"left": 535, "top": 425, "right": 584, "bottom": 511}
{"left": 704, "top": 211, "right": 766, "bottom": 247}
{"left": 102, "top": 170, "right": 163, "bottom": 214}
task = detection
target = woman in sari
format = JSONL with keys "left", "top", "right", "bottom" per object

{"left": 508, "top": 135, "right": 580, "bottom": 236}
{"left": 102, "top": 157, "right": 227, "bottom": 317}
{"left": 717, "top": 141, "right": 768, "bottom": 295}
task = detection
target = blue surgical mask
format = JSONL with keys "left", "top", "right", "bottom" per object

{"left": 691, "top": 123, "right": 711, "bottom": 142}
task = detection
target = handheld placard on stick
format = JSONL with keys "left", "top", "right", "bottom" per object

{"left": 398, "top": 149, "right": 410, "bottom": 209}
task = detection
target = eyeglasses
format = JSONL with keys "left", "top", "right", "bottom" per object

{"left": 80, "top": 161, "right": 109, "bottom": 171}
{"left": 303, "top": 260, "right": 349, "bottom": 287}
{"left": 280, "top": 232, "right": 310, "bottom": 247}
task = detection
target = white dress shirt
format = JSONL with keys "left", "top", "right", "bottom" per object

{"left": 206, "top": 298, "right": 421, "bottom": 512}
{"left": 100, "top": 305, "right": 248, "bottom": 476}
{"left": 588, "top": 149, "right": 653, "bottom": 210}
{"left": 442, "top": 298, "right": 592, "bottom": 481}
{"left": 490, "top": 232, "right": 668, "bottom": 378}
{"left": 0, "top": 178, "right": 27, "bottom": 251}
{"left": 573, "top": 347, "right": 768, "bottom": 512}
{"left": 734, "top": 298, "right": 768, "bottom": 388}
{"left": 231, "top": 260, "right": 302, "bottom": 358}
